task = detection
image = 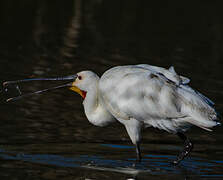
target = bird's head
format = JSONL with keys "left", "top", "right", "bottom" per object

{"left": 69, "top": 71, "right": 99, "bottom": 99}
{"left": 3, "top": 71, "right": 99, "bottom": 102}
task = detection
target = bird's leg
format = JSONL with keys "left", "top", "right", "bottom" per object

{"left": 173, "top": 132, "right": 193, "bottom": 165}
{"left": 132, "top": 142, "right": 142, "bottom": 167}
{"left": 135, "top": 142, "right": 142, "bottom": 163}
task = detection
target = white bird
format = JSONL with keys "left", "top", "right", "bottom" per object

{"left": 3, "top": 64, "right": 220, "bottom": 165}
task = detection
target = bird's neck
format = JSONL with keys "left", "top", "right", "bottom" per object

{"left": 83, "top": 81, "right": 99, "bottom": 114}
{"left": 83, "top": 79, "right": 115, "bottom": 127}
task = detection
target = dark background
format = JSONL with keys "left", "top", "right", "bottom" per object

{"left": 0, "top": 1, "right": 223, "bottom": 179}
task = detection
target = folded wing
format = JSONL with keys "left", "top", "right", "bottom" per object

{"left": 99, "top": 65, "right": 219, "bottom": 132}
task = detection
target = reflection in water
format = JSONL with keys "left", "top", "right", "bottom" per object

{"left": 60, "top": 0, "right": 81, "bottom": 58}
{"left": 0, "top": 144, "right": 223, "bottom": 179}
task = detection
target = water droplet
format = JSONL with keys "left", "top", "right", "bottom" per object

{"left": 16, "top": 85, "right": 22, "bottom": 95}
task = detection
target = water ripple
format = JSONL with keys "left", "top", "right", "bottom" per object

{"left": 0, "top": 144, "right": 222, "bottom": 178}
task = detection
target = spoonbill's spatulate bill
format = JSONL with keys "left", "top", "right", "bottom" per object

{"left": 3, "top": 64, "right": 220, "bottom": 165}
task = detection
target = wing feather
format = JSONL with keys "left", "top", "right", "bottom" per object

{"left": 99, "top": 65, "right": 219, "bottom": 132}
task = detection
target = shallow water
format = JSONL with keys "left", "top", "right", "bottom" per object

{"left": 0, "top": 1, "right": 223, "bottom": 179}
{"left": 0, "top": 143, "right": 223, "bottom": 179}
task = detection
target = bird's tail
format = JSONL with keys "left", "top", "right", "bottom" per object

{"left": 216, "top": 112, "right": 222, "bottom": 126}
{"left": 177, "top": 87, "right": 220, "bottom": 131}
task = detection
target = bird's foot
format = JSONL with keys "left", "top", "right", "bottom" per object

{"left": 173, "top": 139, "right": 193, "bottom": 165}
{"left": 132, "top": 159, "right": 141, "bottom": 167}
{"left": 132, "top": 154, "right": 142, "bottom": 168}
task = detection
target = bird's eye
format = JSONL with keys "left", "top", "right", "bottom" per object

{"left": 78, "top": 76, "right": 82, "bottom": 80}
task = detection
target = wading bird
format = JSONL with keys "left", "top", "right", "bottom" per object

{"left": 3, "top": 64, "right": 220, "bottom": 165}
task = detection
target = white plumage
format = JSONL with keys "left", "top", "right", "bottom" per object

{"left": 70, "top": 64, "right": 219, "bottom": 164}
{"left": 77, "top": 64, "right": 218, "bottom": 132}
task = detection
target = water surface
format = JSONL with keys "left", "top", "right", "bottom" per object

{"left": 0, "top": 1, "right": 223, "bottom": 179}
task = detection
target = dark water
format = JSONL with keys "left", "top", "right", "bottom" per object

{"left": 0, "top": 1, "right": 223, "bottom": 179}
